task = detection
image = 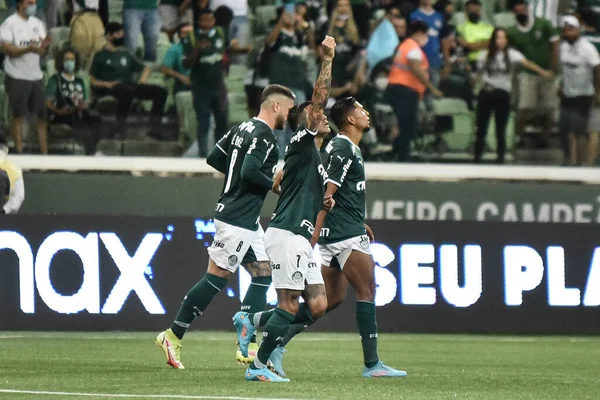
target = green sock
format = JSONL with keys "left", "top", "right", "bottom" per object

{"left": 249, "top": 308, "right": 274, "bottom": 328}
{"left": 356, "top": 301, "right": 379, "bottom": 368}
{"left": 252, "top": 308, "right": 295, "bottom": 368}
{"left": 281, "top": 323, "right": 309, "bottom": 347}
{"left": 280, "top": 304, "right": 319, "bottom": 346}
{"left": 170, "top": 273, "right": 228, "bottom": 339}
{"left": 241, "top": 276, "right": 272, "bottom": 343}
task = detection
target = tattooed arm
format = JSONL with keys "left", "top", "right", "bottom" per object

{"left": 307, "top": 36, "right": 336, "bottom": 132}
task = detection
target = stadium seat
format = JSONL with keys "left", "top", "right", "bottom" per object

{"left": 485, "top": 111, "right": 516, "bottom": 153}
{"left": 433, "top": 98, "right": 475, "bottom": 152}
{"left": 494, "top": 12, "right": 516, "bottom": 28}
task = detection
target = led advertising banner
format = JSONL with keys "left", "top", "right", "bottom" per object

{"left": 0, "top": 216, "right": 599, "bottom": 333}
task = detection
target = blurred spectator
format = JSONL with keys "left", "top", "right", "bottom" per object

{"left": 90, "top": 22, "right": 168, "bottom": 139}
{"left": 508, "top": 0, "right": 559, "bottom": 147}
{"left": 0, "top": 168, "right": 8, "bottom": 213}
{"left": 69, "top": 0, "right": 106, "bottom": 71}
{"left": 123, "top": 0, "right": 160, "bottom": 61}
{"left": 0, "top": 141, "right": 25, "bottom": 214}
{"left": 434, "top": 0, "right": 454, "bottom": 22}
{"left": 440, "top": 28, "right": 474, "bottom": 109}
{"left": 192, "top": 0, "right": 210, "bottom": 28}
{"left": 457, "top": 0, "right": 494, "bottom": 69}
{"left": 582, "top": 10, "right": 600, "bottom": 165}
{"left": 327, "top": 0, "right": 371, "bottom": 40}
{"left": 385, "top": 20, "right": 442, "bottom": 161}
{"left": 322, "top": 0, "right": 362, "bottom": 99}
{"left": 160, "top": 23, "right": 192, "bottom": 94}
{"left": 529, "top": 0, "right": 560, "bottom": 26}
{"left": 559, "top": 15, "right": 600, "bottom": 165}
{"left": 296, "top": 2, "right": 316, "bottom": 50}
{"left": 410, "top": 0, "right": 445, "bottom": 111}
{"left": 182, "top": 9, "right": 228, "bottom": 157}
{"left": 6, "top": 0, "right": 46, "bottom": 24}
{"left": 159, "top": 0, "right": 193, "bottom": 42}
{"left": 211, "top": 0, "right": 250, "bottom": 51}
{"left": 265, "top": 4, "right": 309, "bottom": 153}
{"left": 0, "top": 0, "right": 50, "bottom": 154}
{"left": 474, "top": 27, "right": 552, "bottom": 164}
{"left": 46, "top": 48, "right": 102, "bottom": 155}
{"left": 575, "top": 0, "right": 600, "bottom": 30}
{"left": 367, "top": 5, "right": 404, "bottom": 71}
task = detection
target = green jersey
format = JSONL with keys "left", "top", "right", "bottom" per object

{"left": 270, "top": 126, "right": 327, "bottom": 240}
{"left": 268, "top": 29, "right": 306, "bottom": 89}
{"left": 319, "top": 134, "right": 366, "bottom": 244}
{"left": 90, "top": 49, "right": 145, "bottom": 84}
{"left": 214, "top": 118, "right": 280, "bottom": 231}
{"left": 507, "top": 17, "right": 558, "bottom": 73}
{"left": 182, "top": 27, "right": 226, "bottom": 84}
{"left": 46, "top": 74, "right": 88, "bottom": 108}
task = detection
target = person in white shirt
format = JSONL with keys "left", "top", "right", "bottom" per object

{"left": 474, "top": 27, "right": 553, "bottom": 164}
{"left": 0, "top": 0, "right": 51, "bottom": 154}
{"left": 559, "top": 15, "right": 600, "bottom": 166}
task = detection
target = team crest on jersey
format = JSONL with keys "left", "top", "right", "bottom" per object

{"left": 228, "top": 255, "right": 238, "bottom": 266}
{"left": 121, "top": 57, "right": 127, "bottom": 66}
{"left": 291, "top": 271, "right": 303, "bottom": 284}
{"left": 359, "top": 236, "right": 369, "bottom": 250}
{"left": 215, "top": 38, "right": 223, "bottom": 49}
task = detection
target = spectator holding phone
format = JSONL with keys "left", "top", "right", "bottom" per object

{"left": 0, "top": 0, "right": 50, "bottom": 154}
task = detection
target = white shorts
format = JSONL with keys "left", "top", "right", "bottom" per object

{"left": 319, "top": 235, "right": 372, "bottom": 269}
{"left": 208, "top": 219, "right": 268, "bottom": 273}
{"left": 265, "top": 227, "right": 324, "bottom": 291}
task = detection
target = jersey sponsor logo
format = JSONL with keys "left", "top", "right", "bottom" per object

{"left": 356, "top": 181, "right": 366, "bottom": 191}
{"left": 318, "top": 164, "right": 328, "bottom": 182}
{"left": 290, "top": 129, "right": 308, "bottom": 144}
{"left": 320, "top": 228, "right": 330, "bottom": 237}
{"left": 212, "top": 240, "right": 225, "bottom": 248}
{"left": 239, "top": 121, "right": 256, "bottom": 133}
{"left": 279, "top": 45, "right": 304, "bottom": 58}
{"left": 247, "top": 137, "right": 257, "bottom": 154}
{"left": 359, "top": 236, "right": 370, "bottom": 250}
{"left": 300, "top": 219, "right": 316, "bottom": 234}
{"left": 340, "top": 159, "right": 353, "bottom": 183}
{"left": 271, "top": 262, "right": 281, "bottom": 270}
{"left": 264, "top": 142, "right": 275, "bottom": 162}
{"left": 228, "top": 255, "right": 239, "bottom": 266}
{"left": 291, "top": 271, "right": 304, "bottom": 284}
{"left": 231, "top": 134, "right": 243, "bottom": 148}
{"left": 308, "top": 262, "right": 317, "bottom": 268}
{"left": 199, "top": 53, "right": 224, "bottom": 64}
{"left": 215, "top": 203, "right": 225, "bottom": 212}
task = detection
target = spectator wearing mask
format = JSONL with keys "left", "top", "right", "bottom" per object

{"left": 367, "top": 5, "right": 405, "bottom": 71}
{"left": 90, "top": 22, "right": 168, "bottom": 139}
{"left": 159, "top": 0, "right": 193, "bottom": 42}
{"left": 123, "top": 0, "right": 160, "bottom": 61}
{"left": 410, "top": 0, "right": 445, "bottom": 111}
{"left": 161, "top": 23, "right": 192, "bottom": 94}
{"left": 0, "top": 141, "right": 24, "bottom": 214}
{"left": 508, "top": 0, "right": 559, "bottom": 148}
{"left": 46, "top": 48, "right": 102, "bottom": 155}
{"left": 69, "top": 0, "right": 106, "bottom": 71}
{"left": 457, "top": 0, "right": 494, "bottom": 70}
{"left": 265, "top": 4, "right": 308, "bottom": 153}
{"left": 0, "top": 0, "right": 51, "bottom": 154}
{"left": 323, "top": 0, "right": 362, "bottom": 98}
{"left": 327, "top": 0, "right": 370, "bottom": 40}
{"left": 474, "top": 27, "right": 552, "bottom": 164}
{"left": 182, "top": 9, "right": 228, "bottom": 157}
{"left": 559, "top": 15, "right": 600, "bottom": 165}
{"left": 385, "top": 20, "right": 443, "bottom": 162}
{"left": 582, "top": 10, "right": 600, "bottom": 165}
{"left": 6, "top": 0, "right": 46, "bottom": 24}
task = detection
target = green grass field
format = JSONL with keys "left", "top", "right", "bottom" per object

{"left": 1, "top": 332, "right": 599, "bottom": 400}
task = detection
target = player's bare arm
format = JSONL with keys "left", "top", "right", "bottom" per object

{"left": 272, "top": 169, "right": 284, "bottom": 195}
{"left": 364, "top": 224, "right": 375, "bottom": 242}
{"left": 311, "top": 182, "right": 339, "bottom": 246}
{"left": 307, "top": 36, "right": 336, "bottom": 131}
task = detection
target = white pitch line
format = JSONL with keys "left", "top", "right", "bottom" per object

{"left": 0, "top": 389, "right": 311, "bottom": 400}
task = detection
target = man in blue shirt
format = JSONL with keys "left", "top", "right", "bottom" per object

{"left": 410, "top": 0, "right": 445, "bottom": 110}
{"left": 160, "top": 23, "right": 192, "bottom": 94}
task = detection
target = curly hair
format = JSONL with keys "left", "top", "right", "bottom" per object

{"left": 327, "top": 1, "right": 360, "bottom": 46}
{"left": 54, "top": 47, "right": 81, "bottom": 74}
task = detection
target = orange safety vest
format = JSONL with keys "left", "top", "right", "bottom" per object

{"left": 388, "top": 38, "right": 429, "bottom": 96}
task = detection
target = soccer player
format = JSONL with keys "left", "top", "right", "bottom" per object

{"left": 241, "top": 97, "right": 407, "bottom": 379}
{"left": 156, "top": 84, "right": 296, "bottom": 369}
{"left": 233, "top": 36, "right": 337, "bottom": 383}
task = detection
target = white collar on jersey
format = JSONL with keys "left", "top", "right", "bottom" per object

{"left": 337, "top": 133, "right": 360, "bottom": 151}
{"left": 252, "top": 117, "right": 272, "bottom": 132}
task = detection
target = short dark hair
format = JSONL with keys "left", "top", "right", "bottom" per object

{"left": 198, "top": 8, "right": 213, "bottom": 17}
{"left": 55, "top": 47, "right": 81, "bottom": 73}
{"left": 330, "top": 97, "right": 357, "bottom": 130}
{"left": 105, "top": 22, "right": 123, "bottom": 35}
{"left": 260, "top": 84, "right": 296, "bottom": 104}
{"left": 214, "top": 5, "right": 233, "bottom": 27}
{"left": 408, "top": 20, "right": 429, "bottom": 36}
{"left": 465, "top": 0, "right": 482, "bottom": 8}
{"left": 288, "top": 101, "right": 312, "bottom": 131}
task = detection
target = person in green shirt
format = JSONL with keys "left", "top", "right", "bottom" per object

{"left": 181, "top": 9, "right": 228, "bottom": 157}
{"left": 123, "top": 0, "right": 160, "bottom": 61}
{"left": 46, "top": 47, "right": 102, "bottom": 155}
{"left": 508, "top": 0, "right": 559, "bottom": 147}
{"left": 160, "top": 23, "right": 192, "bottom": 94}
{"left": 90, "top": 22, "right": 168, "bottom": 140}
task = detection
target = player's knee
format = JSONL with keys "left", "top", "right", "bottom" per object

{"left": 355, "top": 280, "right": 376, "bottom": 302}
{"left": 326, "top": 297, "right": 343, "bottom": 312}
{"left": 309, "top": 297, "right": 327, "bottom": 319}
